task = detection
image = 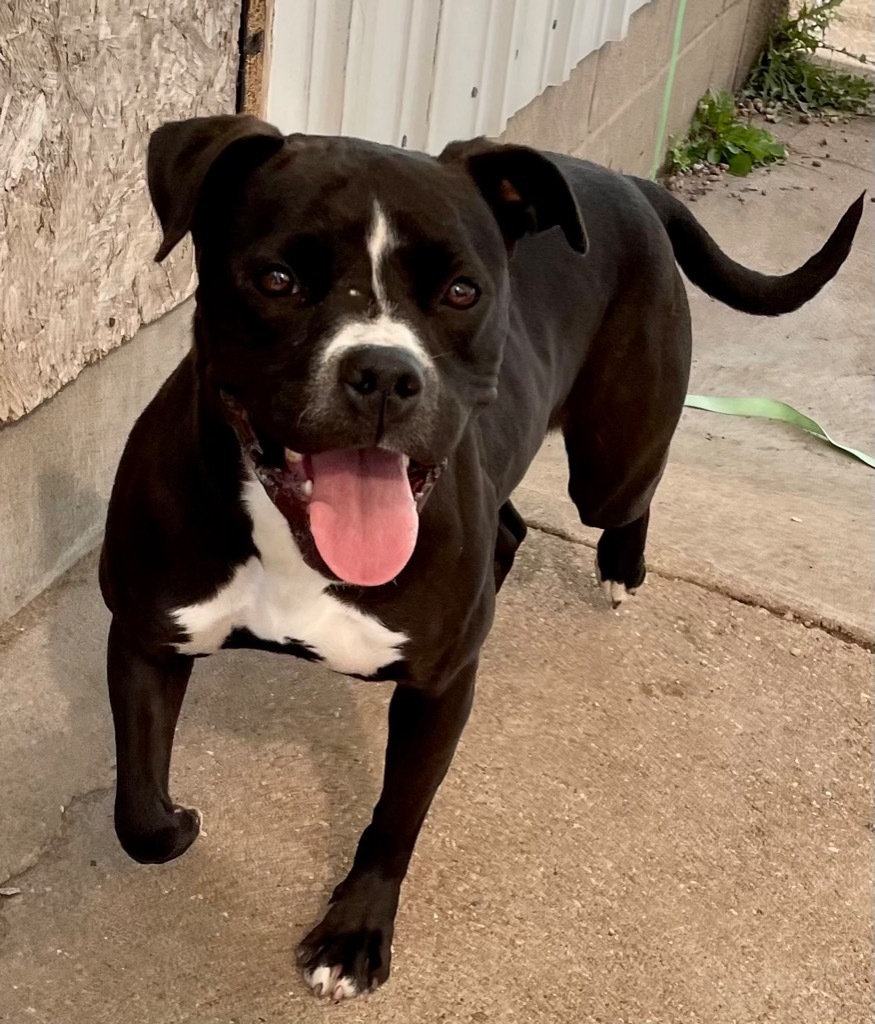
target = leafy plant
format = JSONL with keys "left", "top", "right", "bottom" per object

{"left": 668, "top": 90, "right": 786, "bottom": 176}
{"left": 745, "top": 0, "right": 874, "bottom": 113}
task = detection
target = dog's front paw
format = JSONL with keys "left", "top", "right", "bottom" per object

{"left": 297, "top": 889, "right": 395, "bottom": 1001}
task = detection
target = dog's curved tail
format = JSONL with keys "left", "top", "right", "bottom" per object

{"left": 630, "top": 177, "right": 865, "bottom": 316}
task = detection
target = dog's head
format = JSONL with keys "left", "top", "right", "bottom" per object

{"left": 147, "top": 114, "right": 586, "bottom": 586}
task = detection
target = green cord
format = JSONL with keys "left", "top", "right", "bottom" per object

{"left": 650, "top": 0, "right": 689, "bottom": 180}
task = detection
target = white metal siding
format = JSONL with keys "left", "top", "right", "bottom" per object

{"left": 267, "top": 0, "right": 651, "bottom": 153}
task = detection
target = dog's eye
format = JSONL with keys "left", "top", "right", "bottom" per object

{"left": 443, "top": 278, "right": 480, "bottom": 310}
{"left": 257, "top": 267, "right": 299, "bottom": 297}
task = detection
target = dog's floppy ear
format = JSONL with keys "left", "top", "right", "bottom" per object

{"left": 147, "top": 114, "right": 285, "bottom": 262}
{"left": 439, "top": 138, "right": 587, "bottom": 255}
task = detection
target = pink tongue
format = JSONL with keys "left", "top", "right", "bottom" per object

{"left": 308, "top": 448, "right": 418, "bottom": 586}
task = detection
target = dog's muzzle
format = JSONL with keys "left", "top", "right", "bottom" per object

{"left": 219, "top": 392, "right": 444, "bottom": 587}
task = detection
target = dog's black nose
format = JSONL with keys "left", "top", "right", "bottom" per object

{"left": 339, "top": 346, "right": 424, "bottom": 422}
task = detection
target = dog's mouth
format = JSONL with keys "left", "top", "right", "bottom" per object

{"left": 221, "top": 395, "right": 444, "bottom": 587}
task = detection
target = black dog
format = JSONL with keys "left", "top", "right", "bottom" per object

{"left": 101, "top": 114, "right": 862, "bottom": 1001}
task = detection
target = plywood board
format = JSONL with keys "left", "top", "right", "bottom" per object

{"left": 0, "top": 1, "right": 242, "bottom": 423}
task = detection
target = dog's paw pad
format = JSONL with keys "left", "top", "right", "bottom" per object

{"left": 304, "top": 964, "right": 360, "bottom": 1002}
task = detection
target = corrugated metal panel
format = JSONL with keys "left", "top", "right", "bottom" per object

{"left": 545, "top": 0, "right": 581, "bottom": 87}
{"left": 426, "top": 0, "right": 496, "bottom": 151}
{"left": 267, "top": 0, "right": 652, "bottom": 152}
{"left": 395, "top": 0, "right": 444, "bottom": 150}
{"left": 307, "top": 0, "right": 353, "bottom": 135}
{"left": 343, "top": 0, "right": 412, "bottom": 142}
{"left": 265, "top": 0, "right": 318, "bottom": 134}
{"left": 503, "top": 0, "right": 555, "bottom": 134}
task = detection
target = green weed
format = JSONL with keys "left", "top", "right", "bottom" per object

{"left": 745, "top": 0, "right": 873, "bottom": 113}
{"left": 668, "top": 90, "right": 786, "bottom": 177}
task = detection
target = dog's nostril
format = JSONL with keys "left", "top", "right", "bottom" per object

{"left": 394, "top": 373, "right": 421, "bottom": 400}
{"left": 351, "top": 369, "right": 378, "bottom": 396}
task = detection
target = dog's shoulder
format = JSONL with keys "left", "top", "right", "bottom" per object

{"left": 100, "top": 350, "right": 254, "bottom": 630}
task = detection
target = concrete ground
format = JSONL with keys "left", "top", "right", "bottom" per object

{"left": 0, "top": 121, "right": 872, "bottom": 1023}
{"left": 801, "top": 0, "right": 875, "bottom": 69}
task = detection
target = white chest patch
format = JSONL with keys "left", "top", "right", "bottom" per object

{"left": 172, "top": 479, "right": 408, "bottom": 676}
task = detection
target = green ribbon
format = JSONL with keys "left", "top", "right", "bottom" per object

{"left": 684, "top": 394, "right": 874, "bottom": 469}
{"left": 650, "top": 0, "right": 689, "bottom": 180}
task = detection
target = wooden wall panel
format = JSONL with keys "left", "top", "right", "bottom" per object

{"left": 0, "top": 1, "right": 242, "bottom": 423}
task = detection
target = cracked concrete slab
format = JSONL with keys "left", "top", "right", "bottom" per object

{"left": 0, "top": 533, "right": 871, "bottom": 1024}
{"left": 1, "top": 109, "right": 872, "bottom": 1024}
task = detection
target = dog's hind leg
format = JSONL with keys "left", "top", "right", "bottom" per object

{"left": 563, "top": 434, "right": 660, "bottom": 608}
{"left": 594, "top": 509, "right": 650, "bottom": 608}
{"left": 560, "top": 293, "right": 690, "bottom": 608}
{"left": 494, "top": 499, "right": 528, "bottom": 592}
{"left": 107, "top": 619, "right": 201, "bottom": 863}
